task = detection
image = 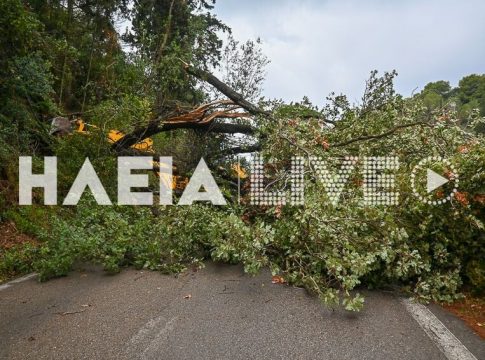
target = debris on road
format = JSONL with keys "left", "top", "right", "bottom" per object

{"left": 271, "top": 275, "right": 285, "bottom": 284}
{"left": 55, "top": 309, "right": 87, "bottom": 316}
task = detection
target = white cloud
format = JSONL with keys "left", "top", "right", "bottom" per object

{"left": 215, "top": 0, "right": 485, "bottom": 104}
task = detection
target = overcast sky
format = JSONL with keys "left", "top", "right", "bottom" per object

{"left": 213, "top": 0, "right": 485, "bottom": 105}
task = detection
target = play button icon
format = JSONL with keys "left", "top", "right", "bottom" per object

{"left": 411, "top": 156, "right": 459, "bottom": 205}
{"left": 426, "top": 169, "right": 449, "bottom": 193}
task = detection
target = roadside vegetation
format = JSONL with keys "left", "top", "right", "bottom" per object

{"left": 0, "top": 0, "right": 484, "bottom": 311}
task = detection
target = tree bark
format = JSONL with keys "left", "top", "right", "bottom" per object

{"left": 183, "top": 64, "right": 271, "bottom": 117}
{"left": 112, "top": 119, "right": 256, "bottom": 152}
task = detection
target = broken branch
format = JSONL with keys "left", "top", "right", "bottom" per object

{"left": 332, "top": 121, "right": 433, "bottom": 147}
{"left": 183, "top": 63, "right": 271, "bottom": 117}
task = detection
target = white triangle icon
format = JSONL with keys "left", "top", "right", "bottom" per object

{"left": 427, "top": 169, "right": 449, "bottom": 193}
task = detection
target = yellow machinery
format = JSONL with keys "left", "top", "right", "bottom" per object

{"left": 231, "top": 163, "right": 248, "bottom": 180}
{"left": 51, "top": 117, "right": 247, "bottom": 192}
{"left": 74, "top": 120, "right": 154, "bottom": 152}
{"left": 71, "top": 119, "right": 188, "bottom": 191}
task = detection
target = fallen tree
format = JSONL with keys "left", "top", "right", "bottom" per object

{"left": 112, "top": 65, "right": 269, "bottom": 153}
{"left": 31, "top": 67, "right": 485, "bottom": 312}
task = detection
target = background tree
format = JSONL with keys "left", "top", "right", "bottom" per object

{"left": 124, "top": 0, "right": 229, "bottom": 111}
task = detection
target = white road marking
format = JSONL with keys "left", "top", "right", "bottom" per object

{"left": 128, "top": 315, "right": 179, "bottom": 359}
{"left": 130, "top": 314, "right": 170, "bottom": 345}
{"left": 8, "top": 273, "right": 37, "bottom": 283}
{"left": 0, "top": 273, "right": 37, "bottom": 291}
{"left": 402, "top": 298, "right": 478, "bottom": 360}
{"left": 142, "top": 316, "right": 178, "bottom": 358}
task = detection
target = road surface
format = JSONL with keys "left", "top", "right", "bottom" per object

{"left": 0, "top": 263, "right": 483, "bottom": 359}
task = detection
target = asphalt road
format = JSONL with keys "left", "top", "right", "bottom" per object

{"left": 0, "top": 263, "right": 483, "bottom": 360}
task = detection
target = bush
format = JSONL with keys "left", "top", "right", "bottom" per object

{"left": 0, "top": 244, "right": 38, "bottom": 282}
{"left": 28, "top": 199, "right": 252, "bottom": 280}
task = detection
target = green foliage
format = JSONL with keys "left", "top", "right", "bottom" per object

{"left": 0, "top": 0, "right": 483, "bottom": 312}
{"left": 88, "top": 95, "right": 153, "bottom": 133}
{"left": 7, "top": 53, "right": 56, "bottom": 113}
{"left": 0, "top": 0, "right": 42, "bottom": 62}
{"left": 0, "top": 1, "right": 57, "bottom": 169}
{"left": 0, "top": 53, "right": 56, "bottom": 173}
{"left": 0, "top": 244, "right": 38, "bottom": 282}
{"left": 213, "top": 35, "right": 270, "bottom": 102}
{"left": 52, "top": 135, "right": 118, "bottom": 200}
{"left": 2, "top": 68, "right": 484, "bottom": 310}
{"left": 417, "top": 74, "right": 485, "bottom": 124}
{"left": 125, "top": 0, "right": 230, "bottom": 107}
{"left": 466, "top": 260, "right": 485, "bottom": 295}
{"left": 422, "top": 80, "right": 452, "bottom": 98}
{"left": 253, "top": 71, "right": 485, "bottom": 307}
{"left": 28, "top": 199, "right": 252, "bottom": 280}
{"left": 3, "top": 205, "right": 54, "bottom": 236}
